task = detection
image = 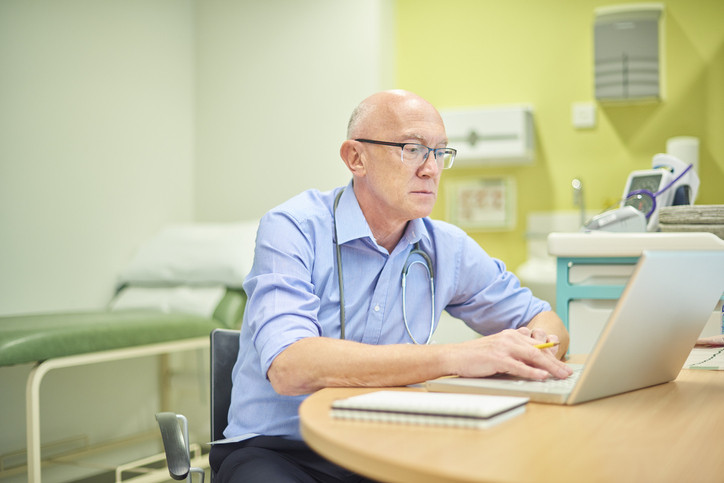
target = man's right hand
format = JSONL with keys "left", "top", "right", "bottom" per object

{"left": 447, "top": 328, "right": 573, "bottom": 381}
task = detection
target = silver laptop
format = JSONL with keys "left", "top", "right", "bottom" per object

{"left": 426, "top": 250, "right": 724, "bottom": 404}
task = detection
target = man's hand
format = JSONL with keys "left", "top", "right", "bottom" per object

{"left": 447, "top": 328, "right": 573, "bottom": 381}
{"left": 525, "top": 311, "right": 569, "bottom": 359}
{"left": 696, "top": 334, "right": 724, "bottom": 347}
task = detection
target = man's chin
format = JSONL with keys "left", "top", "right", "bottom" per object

{"left": 410, "top": 200, "right": 436, "bottom": 219}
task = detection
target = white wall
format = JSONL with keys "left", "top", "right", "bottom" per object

{"left": 194, "top": 0, "right": 395, "bottom": 222}
{"left": 0, "top": 0, "right": 196, "bottom": 316}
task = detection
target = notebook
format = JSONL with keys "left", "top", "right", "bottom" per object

{"left": 331, "top": 390, "right": 528, "bottom": 429}
{"left": 426, "top": 250, "right": 724, "bottom": 405}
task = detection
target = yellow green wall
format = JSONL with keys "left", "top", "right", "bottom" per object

{"left": 396, "top": 0, "right": 724, "bottom": 269}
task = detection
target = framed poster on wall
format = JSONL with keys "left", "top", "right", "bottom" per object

{"left": 446, "top": 177, "right": 516, "bottom": 230}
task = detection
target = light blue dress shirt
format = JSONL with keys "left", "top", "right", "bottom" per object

{"left": 224, "top": 182, "right": 550, "bottom": 441}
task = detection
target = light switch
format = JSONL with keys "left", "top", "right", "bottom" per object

{"left": 572, "top": 102, "right": 596, "bottom": 129}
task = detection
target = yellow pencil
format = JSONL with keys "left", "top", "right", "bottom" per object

{"left": 534, "top": 341, "right": 560, "bottom": 349}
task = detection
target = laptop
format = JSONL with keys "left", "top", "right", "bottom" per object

{"left": 426, "top": 250, "right": 724, "bottom": 404}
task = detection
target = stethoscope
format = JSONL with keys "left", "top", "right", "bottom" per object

{"left": 333, "top": 189, "right": 435, "bottom": 344}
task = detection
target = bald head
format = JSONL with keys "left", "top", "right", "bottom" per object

{"left": 346, "top": 90, "right": 445, "bottom": 141}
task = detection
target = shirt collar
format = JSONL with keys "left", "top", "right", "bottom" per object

{"left": 402, "top": 217, "right": 429, "bottom": 248}
{"left": 334, "top": 181, "right": 371, "bottom": 245}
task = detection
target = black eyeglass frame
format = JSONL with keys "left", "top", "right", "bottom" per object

{"left": 355, "top": 138, "right": 456, "bottom": 169}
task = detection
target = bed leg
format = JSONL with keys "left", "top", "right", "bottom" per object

{"left": 26, "top": 361, "right": 49, "bottom": 483}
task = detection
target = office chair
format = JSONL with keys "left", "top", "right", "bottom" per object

{"left": 155, "top": 328, "right": 240, "bottom": 482}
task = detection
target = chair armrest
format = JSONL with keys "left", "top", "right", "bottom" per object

{"left": 155, "top": 412, "right": 190, "bottom": 480}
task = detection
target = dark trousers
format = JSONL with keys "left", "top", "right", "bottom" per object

{"left": 209, "top": 436, "right": 378, "bottom": 483}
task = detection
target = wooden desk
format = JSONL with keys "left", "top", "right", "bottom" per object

{"left": 300, "top": 367, "right": 724, "bottom": 483}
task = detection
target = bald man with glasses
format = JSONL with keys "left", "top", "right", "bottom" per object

{"left": 210, "top": 90, "right": 571, "bottom": 483}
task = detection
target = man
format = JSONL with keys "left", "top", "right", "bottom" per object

{"left": 210, "top": 90, "right": 571, "bottom": 482}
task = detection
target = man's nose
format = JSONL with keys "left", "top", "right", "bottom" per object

{"left": 418, "top": 150, "right": 440, "bottom": 177}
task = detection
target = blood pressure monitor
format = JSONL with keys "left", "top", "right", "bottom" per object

{"left": 585, "top": 154, "right": 697, "bottom": 233}
{"left": 621, "top": 168, "right": 675, "bottom": 231}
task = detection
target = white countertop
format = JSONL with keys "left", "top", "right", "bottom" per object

{"left": 547, "top": 231, "right": 724, "bottom": 257}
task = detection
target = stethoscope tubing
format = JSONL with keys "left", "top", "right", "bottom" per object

{"left": 401, "top": 254, "right": 435, "bottom": 344}
{"left": 333, "top": 188, "right": 435, "bottom": 344}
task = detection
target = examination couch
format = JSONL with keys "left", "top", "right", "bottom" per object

{"left": 0, "top": 221, "right": 257, "bottom": 483}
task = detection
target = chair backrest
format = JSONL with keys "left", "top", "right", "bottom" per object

{"left": 210, "top": 328, "right": 240, "bottom": 442}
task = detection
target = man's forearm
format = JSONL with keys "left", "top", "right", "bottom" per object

{"left": 267, "top": 337, "right": 451, "bottom": 396}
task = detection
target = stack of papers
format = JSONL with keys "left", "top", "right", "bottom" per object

{"left": 684, "top": 347, "right": 724, "bottom": 370}
{"left": 659, "top": 205, "right": 724, "bottom": 239}
{"left": 330, "top": 390, "right": 528, "bottom": 429}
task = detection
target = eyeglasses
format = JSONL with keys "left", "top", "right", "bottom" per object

{"left": 355, "top": 139, "right": 456, "bottom": 169}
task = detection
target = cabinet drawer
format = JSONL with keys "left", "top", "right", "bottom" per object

{"left": 568, "top": 264, "right": 634, "bottom": 286}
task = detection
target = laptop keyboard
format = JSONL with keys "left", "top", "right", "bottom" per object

{"left": 487, "top": 365, "right": 583, "bottom": 393}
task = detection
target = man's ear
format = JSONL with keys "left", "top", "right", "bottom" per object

{"left": 340, "top": 140, "right": 366, "bottom": 176}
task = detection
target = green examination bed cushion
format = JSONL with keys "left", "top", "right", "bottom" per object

{"left": 0, "top": 289, "right": 245, "bottom": 367}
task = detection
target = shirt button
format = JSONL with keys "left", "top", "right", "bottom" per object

{"left": 374, "top": 304, "right": 380, "bottom": 312}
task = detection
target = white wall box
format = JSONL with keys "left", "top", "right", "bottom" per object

{"left": 594, "top": 3, "right": 664, "bottom": 102}
{"left": 441, "top": 105, "right": 534, "bottom": 166}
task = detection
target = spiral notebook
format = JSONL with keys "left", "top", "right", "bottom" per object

{"left": 330, "top": 390, "right": 528, "bottom": 429}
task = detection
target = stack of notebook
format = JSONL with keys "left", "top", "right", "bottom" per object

{"left": 330, "top": 390, "right": 528, "bottom": 429}
{"left": 659, "top": 205, "right": 724, "bottom": 239}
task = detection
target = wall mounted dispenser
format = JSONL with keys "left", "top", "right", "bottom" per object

{"left": 441, "top": 105, "right": 534, "bottom": 166}
{"left": 594, "top": 3, "right": 664, "bottom": 102}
